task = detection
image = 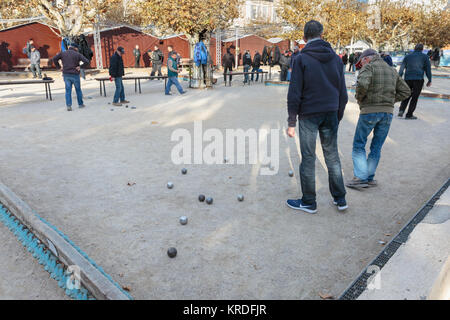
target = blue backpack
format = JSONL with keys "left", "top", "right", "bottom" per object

{"left": 194, "top": 42, "right": 208, "bottom": 66}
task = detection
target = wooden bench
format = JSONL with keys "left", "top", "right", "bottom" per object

{"left": 95, "top": 76, "right": 168, "bottom": 97}
{"left": 13, "top": 58, "right": 52, "bottom": 70}
{"left": 0, "top": 79, "right": 55, "bottom": 100}
{"left": 223, "top": 71, "right": 269, "bottom": 86}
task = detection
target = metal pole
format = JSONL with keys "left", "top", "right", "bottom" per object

{"left": 216, "top": 29, "right": 221, "bottom": 67}
{"left": 93, "top": 19, "right": 103, "bottom": 70}
{"left": 235, "top": 26, "right": 238, "bottom": 68}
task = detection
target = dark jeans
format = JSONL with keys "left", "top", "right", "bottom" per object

{"left": 280, "top": 66, "right": 289, "bottom": 81}
{"left": 151, "top": 63, "right": 162, "bottom": 78}
{"left": 251, "top": 67, "right": 259, "bottom": 82}
{"left": 63, "top": 74, "right": 83, "bottom": 107}
{"left": 298, "top": 112, "right": 346, "bottom": 205}
{"left": 399, "top": 79, "right": 424, "bottom": 117}
{"left": 352, "top": 112, "right": 393, "bottom": 182}
{"left": 135, "top": 56, "right": 141, "bottom": 68}
{"left": 224, "top": 66, "right": 232, "bottom": 82}
{"left": 113, "top": 77, "right": 125, "bottom": 103}
{"left": 243, "top": 65, "right": 250, "bottom": 83}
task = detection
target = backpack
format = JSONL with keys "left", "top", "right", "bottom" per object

{"left": 194, "top": 42, "right": 208, "bottom": 67}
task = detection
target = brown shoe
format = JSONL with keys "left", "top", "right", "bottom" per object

{"left": 346, "top": 177, "right": 369, "bottom": 189}
{"left": 367, "top": 180, "right": 377, "bottom": 187}
{"left": 121, "top": 100, "right": 130, "bottom": 104}
{"left": 112, "top": 102, "right": 122, "bottom": 106}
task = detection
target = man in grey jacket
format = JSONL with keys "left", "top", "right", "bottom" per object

{"left": 29, "top": 46, "right": 42, "bottom": 79}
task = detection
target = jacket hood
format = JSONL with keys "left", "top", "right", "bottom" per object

{"left": 302, "top": 39, "right": 336, "bottom": 63}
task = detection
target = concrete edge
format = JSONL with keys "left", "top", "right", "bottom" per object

{"left": 0, "top": 181, "right": 131, "bottom": 300}
{"left": 339, "top": 178, "right": 450, "bottom": 300}
{"left": 428, "top": 256, "right": 450, "bottom": 300}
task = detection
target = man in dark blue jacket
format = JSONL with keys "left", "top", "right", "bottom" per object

{"left": 109, "top": 46, "right": 130, "bottom": 106}
{"left": 398, "top": 44, "right": 432, "bottom": 119}
{"left": 286, "top": 20, "right": 348, "bottom": 214}
{"left": 52, "top": 43, "right": 90, "bottom": 111}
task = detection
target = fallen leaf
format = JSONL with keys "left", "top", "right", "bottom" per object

{"left": 151, "top": 121, "right": 158, "bottom": 124}
{"left": 319, "top": 292, "right": 334, "bottom": 300}
{"left": 127, "top": 182, "right": 136, "bottom": 186}
{"left": 122, "top": 286, "right": 131, "bottom": 292}
{"left": 385, "top": 234, "right": 391, "bottom": 237}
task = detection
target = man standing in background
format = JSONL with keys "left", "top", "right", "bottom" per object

{"left": 150, "top": 45, "right": 164, "bottom": 79}
{"left": 109, "top": 46, "right": 130, "bottom": 107}
{"left": 348, "top": 52, "right": 355, "bottom": 72}
{"left": 76, "top": 34, "right": 93, "bottom": 80}
{"left": 251, "top": 50, "right": 262, "bottom": 82}
{"left": 242, "top": 49, "right": 252, "bottom": 84}
{"left": 133, "top": 45, "right": 141, "bottom": 68}
{"left": 52, "top": 43, "right": 89, "bottom": 111}
{"left": 222, "top": 48, "right": 235, "bottom": 84}
{"left": 279, "top": 50, "right": 291, "bottom": 81}
{"left": 29, "top": 46, "right": 42, "bottom": 79}
{"left": 398, "top": 44, "right": 432, "bottom": 120}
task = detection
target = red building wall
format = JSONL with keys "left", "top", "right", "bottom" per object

{"left": 86, "top": 26, "right": 160, "bottom": 68}
{"left": 0, "top": 22, "right": 61, "bottom": 71}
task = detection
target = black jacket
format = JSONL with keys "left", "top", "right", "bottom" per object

{"left": 77, "top": 35, "right": 93, "bottom": 61}
{"left": 252, "top": 53, "right": 262, "bottom": 69}
{"left": 109, "top": 52, "right": 125, "bottom": 77}
{"left": 262, "top": 46, "right": 269, "bottom": 62}
{"left": 222, "top": 53, "right": 235, "bottom": 68}
{"left": 133, "top": 48, "right": 141, "bottom": 57}
{"left": 52, "top": 48, "right": 90, "bottom": 75}
{"left": 151, "top": 49, "right": 164, "bottom": 64}
{"left": 279, "top": 54, "right": 291, "bottom": 68}
{"left": 287, "top": 39, "right": 348, "bottom": 126}
{"left": 242, "top": 53, "right": 252, "bottom": 66}
{"left": 272, "top": 46, "right": 281, "bottom": 64}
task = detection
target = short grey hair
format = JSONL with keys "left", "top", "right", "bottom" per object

{"left": 304, "top": 20, "right": 323, "bottom": 40}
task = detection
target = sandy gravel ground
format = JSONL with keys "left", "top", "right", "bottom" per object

{"left": 0, "top": 71, "right": 449, "bottom": 299}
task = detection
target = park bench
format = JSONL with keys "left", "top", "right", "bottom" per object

{"left": 13, "top": 58, "right": 52, "bottom": 70}
{"left": 0, "top": 79, "right": 55, "bottom": 100}
{"left": 223, "top": 71, "right": 269, "bottom": 86}
{"left": 95, "top": 75, "right": 168, "bottom": 97}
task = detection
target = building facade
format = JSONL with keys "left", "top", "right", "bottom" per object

{"left": 235, "top": 0, "right": 282, "bottom": 26}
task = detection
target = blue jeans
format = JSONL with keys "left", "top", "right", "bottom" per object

{"left": 63, "top": 74, "right": 83, "bottom": 107}
{"left": 352, "top": 113, "right": 393, "bottom": 182}
{"left": 298, "top": 111, "right": 346, "bottom": 205}
{"left": 113, "top": 77, "right": 125, "bottom": 103}
{"left": 165, "top": 76, "right": 184, "bottom": 94}
{"left": 251, "top": 67, "right": 259, "bottom": 82}
{"left": 243, "top": 65, "right": 250, "bottom": 83}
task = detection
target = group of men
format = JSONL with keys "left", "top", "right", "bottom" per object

{"left": 50, "top": 43, "right": 186, "bottom": 111}
{"left": 285, "top": 20, "right": 431, "bottom": 214}
{"left": 222, "top": 46, "right": 301, "bottom": 84}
